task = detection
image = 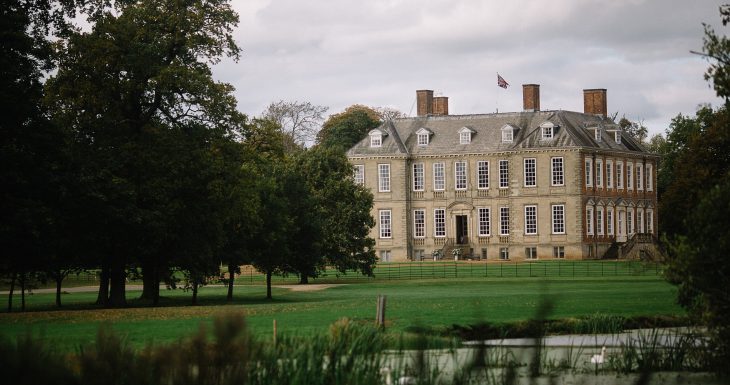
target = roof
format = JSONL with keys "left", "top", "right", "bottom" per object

{"left": 347, "top": 110, "right": 649, "bottom": 157}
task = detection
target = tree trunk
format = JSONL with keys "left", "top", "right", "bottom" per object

{"left": 299, "top": 274, "right": 309, "bottom": 284}
{"left": 192, "top": 282, "right": 198, "bottom": 305}
{"left": 266, "top": 270, "right": 272, "bottom": 299}
{"left": 20, "top": 273, "right": 26, "bottom": 312}
{"left": 55, "top": 274, "right": 64, "bottom": 307}
{"left": 107, "top": 258, "right": 127, "bottom": 308}
{"left": 96, "top": 262, "right": 110, "bottom": 306}
{"left": 140, "top": 260, "right": 160, "bottom": 305}
{"left": 226, "top": 263, "right": 235, "bottom": 302}
{"left": 7, "top": 272, "right": 16, "bottom": 313}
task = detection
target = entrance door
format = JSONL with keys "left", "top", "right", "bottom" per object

{"left": 617, "top": 210, "right": 627, "bottom": 242}
{"left": 455, "top": 215, "right": 468, "bottom": 244}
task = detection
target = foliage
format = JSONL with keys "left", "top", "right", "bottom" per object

{"left": 618, "top": 116, "right": 648, "bottom": 143}
{"left": 261, "top": 100, "right": 328, "bottom": 151}
{"left": 316, "top": 105, "right": 382, "bottom": 151}
{"left": 662, "top": 5, "right": 730, "bottom": 375}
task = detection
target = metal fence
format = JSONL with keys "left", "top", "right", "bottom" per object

{"left": 235, "top": 260, "right": 663, "bottom": 285}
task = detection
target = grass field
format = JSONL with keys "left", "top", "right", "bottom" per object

{"left": 0, "top": 274, "right": 683, "bottom": 351}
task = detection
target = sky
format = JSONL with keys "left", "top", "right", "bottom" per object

{"left": 213, "top": 0, "right": 727, "bottom": 137}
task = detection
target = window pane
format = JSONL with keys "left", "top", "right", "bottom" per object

{"left": 378, "top": 164, "right": 390, "bottom": 192}
{"left": 414, "top": 209, "right": 425, "bottom": 238}
{"left": 524, "top": 158, "right": 536, "bottom": 187}
{"left": 433, "top": 163, "right": 445, "bottom": 191}
{"left": 500, "top": 207, "right": 510, "bottom": 235}
{"left": 477, "top": 161, "right": 489, "bottom": 189}
{"left": 379, "top": 210, "right": 391, "bottom": 238}
{"left": 455, "top": 161, "right": 467, "bottom": 190}
{"left": 413, "top": 163, "right": 424, "bottom": 191}
{"left": 434, "top": 209, "right": 446, "bottom": 237}
{"left": 552, "top": 204, "right": 565, "bottom": 234}
{"left": 478, "top": 208, "right": 490, "bottom": 236}
{"left": 499, "top": 160, "right": 509, "bottom": 188}
{"left": 525, "top": 205, "right": 537, "bottom": 235}
{"left": 551, "top": 157, "right": 564, "bottom": 186}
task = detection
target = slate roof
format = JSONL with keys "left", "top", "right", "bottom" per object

{"left": 347, "top": 110, "right": 648, "bottom": 157}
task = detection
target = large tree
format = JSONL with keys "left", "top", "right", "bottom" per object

{"left": 316, "top": 105, "right": 382, "bottom": 151}
{"left": 261, "top": 100, "right": 328, "bottom": 151}
{"left": 664, "top": 4, "right": 730, "bottom": 373}
{"left": 45, "top": 0, "right": 243, "bottom": 307}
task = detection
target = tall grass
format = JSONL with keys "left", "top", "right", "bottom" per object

{"left": 0, "top": 314, "right": 723, "bottom": 385}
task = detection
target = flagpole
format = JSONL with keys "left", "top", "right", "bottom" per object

{"left": 496, "top": 73, "right": 499, "bottom": 113}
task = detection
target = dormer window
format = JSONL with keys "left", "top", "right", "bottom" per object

{"left": 614, "top": 131, "right": 622, "bottom": 144}
{"left": 540, "top": 122, "right": 556, "bottom": 140}
{"left": 594, "top": 127, "right": 602, "bottom": 142}
{"left": 458, "top": 127, "right": 475, "bottom": 144}
{"left": 415, "top": 127, "right": 432, "bottom": 146}
{"left": 369, "top": 129, "right": 387, "bottom": 148}
{"left": 501, "top": 124, "right": 516, "bottom": 143}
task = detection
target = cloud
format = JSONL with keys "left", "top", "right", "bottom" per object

{"left": 214, "top": 0, "right": 726, "bottom": 136}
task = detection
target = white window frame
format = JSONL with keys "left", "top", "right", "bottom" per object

{"left": 524, "top": 205, "right": 537, "bottom": 235}
{"left": 607, "top": 207, "right": 614, "bottom": 236}
{"left": 525, "top": 247, "right": 538, "bottom": 260}
{"left": 542, "top": 125, "right": 553, "bottom": 140}
{"left": 617, "top": 161, "right": 624, "bottom": 189}
{"left": 597, "top": 206, "right": 604, "bottom": 236}
{"left": 370, "top": 133, "right": 382, "bottom": 147}
{"left": 606, "top": 160, "right": 613, "bottom": 189}
{"left": 524, "top": 158, "right": 536, "bottom": 187}
{"left": 417, "top": 133, "right": 429, "bottom": 146}
{"left": 460, "top": 131, "right": 471, "bottom": 144}
{"left": 596, "top": 159, "right": 603, "bottom": 188}
{"left": 433, "top": 162, "right": 445, "bottom": 191}
{"left": 478, "top": 207, "right": 491, "bottom": 237}
{"left": 627, "top": 209, "right": 634, "bottom": 236}
{"left": 553, "top": 246, "right": 565, "bottom": 258}
{"left": 413, "top": 209, "right": 425, "bottom": 238}
{"left": 551, "top": 157, "right": 564, "bottom": 186}
{"left": 615, "top": 131, "right": 622, "bottom": 144}
{"left": 412, "top": 163, "right": 424, "bottom": 191}
{"left": 499, "top": 207, "right": 510, "bottom": 236}
{"left": 647, "top": 164, "right": 654, "bottom": 191}
{"left": 499, "top": 160, "right": 509, "bottom": 189}
{"left": 378, "top": 164, "right": 390, "bottom": 192}
{"left": 647, "top": 209, "right": 654, "bottom": 234}
{"left": 552, "top": 204, "right": 565, "bottom": 234}
{"left": 637, "top": 163, "right": 644, "bottom": 191}
{"left": 477, "top": 160, "right": 489, "bottom": 189}
{"left": 594, "top": 128, "right": 602, "bottom": 142}
{"left": 353, "top": 165, "right": 364, "bottom": 185}
{"left": 500, "top": 247, "right": 509, "bottom": 260}
{"left": 585, "top": 158, "right": 593, "bottom": 187}
{"left": 379, "top": 210, "right": 392, "bottom": 239}
{"left": 586, "top": 206, "right": 594, "bottom": 236}
{"left": 627, "top": 163, "right": 634, "bottom": 191}
{"left": 434, "top": 208, "right": 446, "bottom": 238}
{"left": 502, "top": 127, "right": 513, "bottom": 142}
{"left": 638, "top": 209, "right": 645, "bottom": 233}
{"left": 455, "top": 161, "right": 467, "bottom": 190}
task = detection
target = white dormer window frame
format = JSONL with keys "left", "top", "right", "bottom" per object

{"left": 458, "top": 127, "right": 474, "bottom": 145}
{"left": 415, "top": 127, "right": 432, "bottom": 146}
{"left": 369, "top": 129, "right": 386, "bottom": 148}
{"left": 501, "top": 125, "right": 515, "bottom": 143}
{"left": 594, "top": 127, "right": 602, "bottom": 142}
{"left": 540, "top": 122, "right": 556, "bottom": 140}
{"left": 614, "top": 131, "right": 622, "bottom": 144}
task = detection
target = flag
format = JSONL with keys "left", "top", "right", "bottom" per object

{"left": 497, "top": 74, "right": 509, "bottom": 89}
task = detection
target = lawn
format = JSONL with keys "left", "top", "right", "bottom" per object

{"left": 0, "top": 274, "right": 683, "bottom": 351}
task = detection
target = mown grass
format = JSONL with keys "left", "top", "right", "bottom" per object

{"left": 0, "top": 275, "right": 684, "bottom": 352}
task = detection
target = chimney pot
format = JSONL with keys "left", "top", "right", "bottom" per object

{"left": 583, "top": 89, "right": 607, "bottom": 117}
{"left": 416, "top": 90, "right": 434, "bottom": 116}
{"left": 522, "top": 84, "right": 540, "bottom": 112}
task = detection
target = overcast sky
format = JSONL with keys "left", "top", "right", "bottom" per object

{"left": 213, "top": 0, "right": 727, "bottom": 137}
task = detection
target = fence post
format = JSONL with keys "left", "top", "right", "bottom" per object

{"left": 572, "top": 261, "right": 575, "bottom": 277}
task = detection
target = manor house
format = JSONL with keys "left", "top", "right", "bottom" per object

{"left": 347, "top": 85, "right": 659, "bottom": 262}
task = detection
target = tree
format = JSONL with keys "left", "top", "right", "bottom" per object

{"left": 45, "top": 0, "right": 243, "bottom": 307}
{"left": 261, "top": 100, "right": 328, "bottom": 151}
{"left": 618, "top": 116, "right": 648, "bottom": 144}
{"left": 663, "top": 5, "right": 730, "bottom": 373}
{"left": 316, "top": 105, "right": 382, "bottom": 151}
{"left": 296, "top": 147, "right": 376, "bottom": 281}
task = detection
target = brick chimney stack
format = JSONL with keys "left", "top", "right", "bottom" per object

{"left": 432, "top": 96, "right": 449, "bottom": 116}
{"left": 584, "top": 89, "right": 607, "bottom": 117}
{"left": 416, "top": 90, "right": 434, "bottom": 116}
{"left": 522, "top": 84, "right": 540, "bottom": 112}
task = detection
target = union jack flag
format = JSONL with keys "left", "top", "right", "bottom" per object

{"left": 497, "top": 74, "right": 509, "bottom": 89}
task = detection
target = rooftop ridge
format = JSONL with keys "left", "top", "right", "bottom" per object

{"left": 397, "top": 109, "right": 571, "bottom": 122}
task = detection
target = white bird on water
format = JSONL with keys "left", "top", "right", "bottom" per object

{"left": 380, "top": 367, "right": 417, "bottom": 385}
{"left": 590, "top": 346, "right": 607, "bottom": 364}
